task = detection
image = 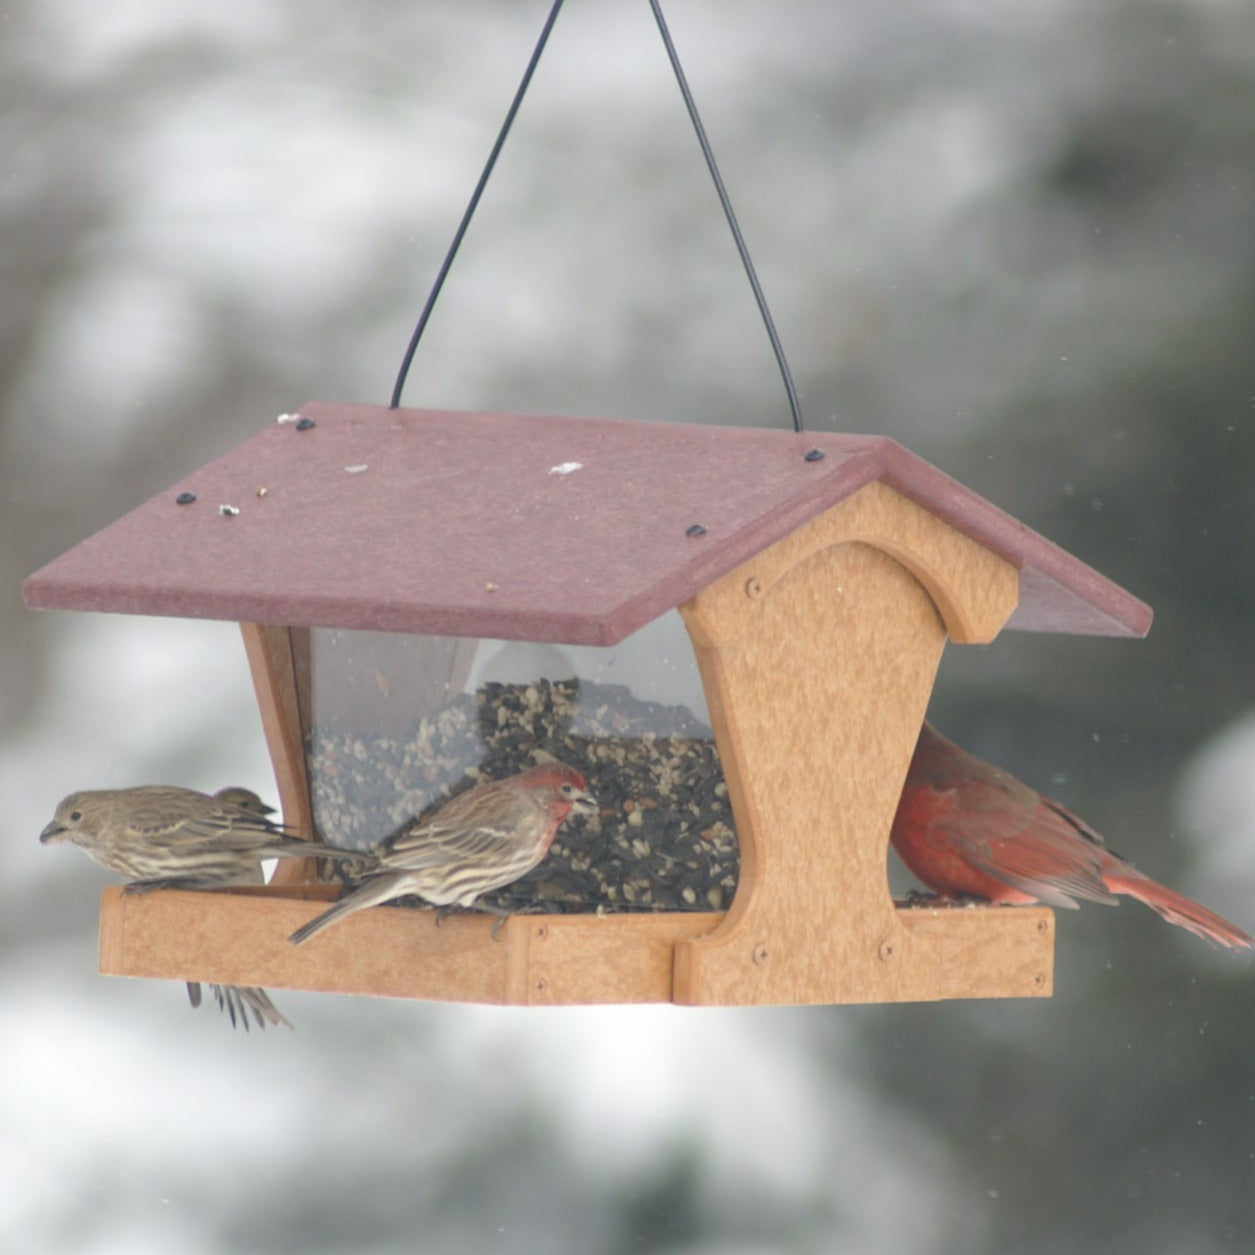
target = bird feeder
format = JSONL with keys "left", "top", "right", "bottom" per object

{"left": 23, "top": 401, "right": 1151, "bottom": 1006}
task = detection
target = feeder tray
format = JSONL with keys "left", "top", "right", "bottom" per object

{"left": 24, "top": 402, "right": 1151, "bottom": 1006}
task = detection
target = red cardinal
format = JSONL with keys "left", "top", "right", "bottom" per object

{"left": 891, "top": 722, "right": 1253, "bottom": 951}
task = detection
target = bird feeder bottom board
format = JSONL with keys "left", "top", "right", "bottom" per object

{"left": 97, "top": 885, "right": 1054, "bottom": 1006}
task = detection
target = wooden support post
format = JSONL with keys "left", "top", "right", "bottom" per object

{"left": 240, "top": 623, "right": 316, "bottom": 883}
{"left": 675, "top": 481, "right": 1034, "bottom": 1004}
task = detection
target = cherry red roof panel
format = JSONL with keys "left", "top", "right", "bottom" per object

{"left": 23, "top": 403, "right": 1152, "bottom": 646}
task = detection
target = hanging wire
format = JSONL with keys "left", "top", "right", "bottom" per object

{"left": 390, "top": 0, "right": 567, "bottom": 410}
{"left": 390, "top": 0, "right": 804, "bottom": 434}
{"left": 645, "top": 0, "right": 804, "bottom": 433}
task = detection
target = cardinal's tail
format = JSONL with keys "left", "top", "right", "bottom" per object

{"left": 1105, "top": 870, "right": 1254, "bottom": 951}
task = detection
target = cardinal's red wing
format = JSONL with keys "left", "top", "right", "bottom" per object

{"left": 959, "top": 795, "right": 1119, "bottom": 909}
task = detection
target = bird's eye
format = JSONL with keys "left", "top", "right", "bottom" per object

{"left": 69, "top": 810, "right": 82, "bottom": 822}
{"left": 560, "top": 784, "right": 575, "bottom": 796}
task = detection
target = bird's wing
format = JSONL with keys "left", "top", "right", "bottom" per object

{"left": 379, "top": 817, "right": 529, "bottom": 874}
{"left": 116, "top": 789, "right": 270, "bottom": 842}
{"left": 959, "top": 794, "right": 1119, "bottom": 909}
{"left": 122, "top": 798, "right": 334, "bottom": 860}
{"left": 378, "top": 786, "right": 540, "bottom": 872}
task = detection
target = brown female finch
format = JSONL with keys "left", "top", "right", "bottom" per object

{"left": 289, "top": 762, "right": 596, "bottom": 945}
{"left": 40, "top": 784, "right": 365, "bottom": 1030}
{"left": 891, "top": 722, "right": 1254, "bottom": 951}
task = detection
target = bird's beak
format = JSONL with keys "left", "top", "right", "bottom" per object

{"left": 571, "top": 790, "right": 598, "bottom": 816}
{"left": 39, "top": 820, "right": 67, "bottom": 844}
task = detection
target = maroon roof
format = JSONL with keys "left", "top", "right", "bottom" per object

{"left": 23, "top": 403, "right": 1152, "bottom": 646}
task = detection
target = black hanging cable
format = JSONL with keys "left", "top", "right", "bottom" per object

{"left": 645, "top": 0, "right": 804, "bottom": 433}
{"left": 390, "top": 0, "right": 804, "bottom": 434}
{"left": 390, "top": 0, "right": 567, "bottom": 410}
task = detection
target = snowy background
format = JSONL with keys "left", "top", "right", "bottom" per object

{"left": 4, "top": 1, "right": 1255, "bottom": 1251}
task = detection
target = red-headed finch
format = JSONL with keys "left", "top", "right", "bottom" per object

{"left": 891, "top": 722, "right": 1253, "bottom": 951}
{"left": 40, "top": 785, "right": 363, "bottom": 1029}
{"left": 290, "top": 762, "right": 596, "bottom": 945}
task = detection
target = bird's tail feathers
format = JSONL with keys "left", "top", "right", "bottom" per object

{"left": 257, "top": 839, "right": 369, "bottom": 864}
{"left": 288, "top": 874, "right": 410, "bottom": 945}
{"left": 184, "top": 981, "right": 293, "bottom": 1029}
{"left": 211, "top": 984, "right": 294, "bottom": 1030}
{"left": 1106, "top": 871, "right": 1254, "bottom": 951}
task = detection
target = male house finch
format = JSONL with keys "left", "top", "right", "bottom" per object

{"left": 290, "top": 762, "right": 596, "bottom": 945}
{"left": 40, "top": 785, "right": 365, "bottom": 1029}
{"left": 891, "top": 722, "right": 1253, "bottom": 951}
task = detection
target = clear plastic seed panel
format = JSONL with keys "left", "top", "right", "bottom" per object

{"left": 306, "top": 611, "right": 738, "bottom": 914}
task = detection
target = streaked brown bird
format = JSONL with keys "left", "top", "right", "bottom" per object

{"left": 40, "top": 784, "right": 364, "bottom": 1029}
{"left": 290, "top": 762, "right": 596, "bottom": 946}
{"left": 891, "top": 722, "right": 1254, "bottom": 951}
{"left": 173, "top": 787, "right": 292, "bottom": 1031}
